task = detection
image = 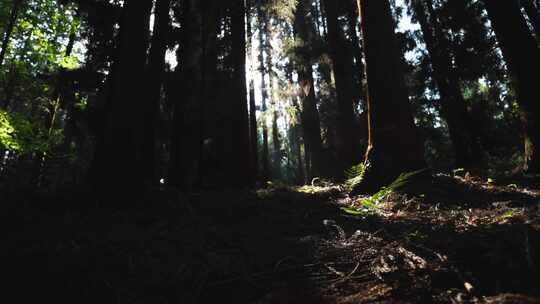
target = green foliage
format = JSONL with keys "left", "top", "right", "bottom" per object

{"left": 0, "top": 110, "right": 48, "bottom": 153}
{"left": 342, "top": 169, "right": 427, "bottom": 218}
{"left": 344, "top": 162, "right": 366, "bottom": 192}
{"left": 452, "top": 167, "right": 465, "bottom": 175}
{"left": 497, "top": 210, "right": 516, "bottom": 222}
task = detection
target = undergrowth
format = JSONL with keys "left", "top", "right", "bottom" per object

{"left": 342, "top": 169, "right": 428, "bottom": 217}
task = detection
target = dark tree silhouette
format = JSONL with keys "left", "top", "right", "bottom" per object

{"left": 293, "top": 0, "right": 324, "bottom": 179}
{"left": 169, "top": 0, "right": 204, "bottom": 189}
{"left": 483, "top": 0, "right": 540, "bottom": 173}
{"left": 352, "top": 0, "right": 426, "bottom": 194}
{"left": 411, "top": 0, "right": 481, "bottom": 169}
{"left": 227, "top": 0, "right": 252, "bottom": 186}
{"left": 91, "top": 0, "right": 153, "bottom": 197}
{"left": 321, "top": 0, "right": 360, "bottom": 173}
{"left": 142, "top": 0, "right": 171, "bottom": 186}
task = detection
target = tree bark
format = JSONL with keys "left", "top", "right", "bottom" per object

{"left": 92, "top": 0, "right": 153, "bottom": 198}
{"left": 142, "top": 0, "right": 171, "bottom": 186}
{"left": 412, "top": 0, "right": 482, "bottom": 168}
{"left": 352, "top": 0, "right": 426, "bottom": 194}
{"left": 483, "top": 0, "right": 540, "bottom": 173}
{"left": 227, "top": 0, "right": 252, "bottom": 186}
{"left": 322, "top": 0, "right": 359, "bottom": 173}
{"left": 168, "top": 0, "right": 204, "bottom": 189}
{"left": 293, "top": 0, "right": 324, "bottom": 179}
{"left": 0, "top": 0, "right": 22, "bottom": 68}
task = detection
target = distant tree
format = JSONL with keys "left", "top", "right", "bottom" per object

{"left": 257, "top": 3, "right": 271, "bottom": 181}
{"left": 321, "top": 0, "right": 360, "bottom": 173}
{"left": 293, "top": 0, "right": 324, "bottom": 179}
{"left": 352, "top": 0, "right": 425, "bottom": 194}
{"left": 409, "top": 0, "right": 482, "bottom": 169}
{"left": 482, "top": 0, "right": 540, "bottom": 173}
{"left": 246, "top": 0, "right": 259, "bottom": 181}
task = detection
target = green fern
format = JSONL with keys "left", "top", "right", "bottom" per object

{"left": 386, "top": 169, "right": 428, "bottom": 192}
{"left": 344, "top": 162, "right": 367, "bottom": 191}
{"left": 341, "top": 169, "right": 428, "bottom": 218}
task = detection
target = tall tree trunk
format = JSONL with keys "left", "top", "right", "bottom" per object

{"left": 0, "top": 0, "right": 22, "bottom": 68}
{"left": 352, "top": 0, "right": 426, "bottom": 194}
{"left": 413, "top": 0, "right": 481, "bottom": 168}
{"left": 227, "top": 0, "right": 251, "bottom": 186}
{"left": 257, "top": 5, "right": 270, "bottom": 181}
{"left": 322, "top": 0, "right": 359, "bottom": 173}
{"left": 293, "top": 0, "right": 324, "bottom": 179}
{"left": 92, "top": 0, "right": 153, "bottom": 198}
{"left": 483, "top": 0, "right": 540, "bottom": 173}
{"left": 346, "top": 2, "right": 366, "bottom": 106}
{"left": 169, "top": 0, "right": 205, "bottom": 189}
{"left": 246, "top": 0, "right": 259, "bottom": 181}
{"left": 264, "top": 16, "right": 282, "bottom": 179}
{"left": 142, "top": 0, "right": 171, "bottom": 186}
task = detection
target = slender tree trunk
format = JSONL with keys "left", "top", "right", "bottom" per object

{"left": 0, "top": 0, "right": 22, "bottom": 68}
{"left": 413, "top": 0, "right": 481, "bottom": 168}
{"left": 322, "top": 0, "right": 358, "bottom": 173}
{"left": 294, "top": 0, "right": 324, "bottom": 179}
{"left": 483, "top": 0, "right": 540, "bottom": 173}
{"left": 169, "top": 0, "right": 204, "bottom": 189}
{"left": 271, "top": 108, "right": 282, "bottom": 178}
{"left": 352, "top": 0, "right": 426, "bottom": 194}
{"left": 246, "top": 0, "right": 259, "bottom": 182}
{"left": 142, "top": 0, "right": 170, "bottom": 186}
{"left": 257, "top": 5, "right": 270, "bottom": 181}
{"left": 263, "top": 17, "right": 282, "bottom": 179}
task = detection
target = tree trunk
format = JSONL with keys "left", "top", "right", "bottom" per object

{"left": 227, "top": 0, "right": 251, "bottom": 186}
{"left": 293, "top": 0, "right": 324, "bottom": 179}
{"left": 257, "top": 5, "right": 270, "bottom": 181}
{"left": 264, "top": 17, "right": 282, "bottom": 179}
{"left": 246, "top": 0, "right": 259, "bottom": 182}
{"left": 346, "top": 2, "right": 366, "bottom": 106}
{"left": 483, "top": 0, "right": 540, "bottom": 173}
{"left": 413, "top": 0, "right": 482, "bottom": 168}
{"left": 352, "top": 0, "right": 426, "bottom": 194}
{"left": 168, "top": 0, "right": 204, "bottom": 189}
{"left": 322, "top": 0, "right": 359, "bottom": 173}
{"left": 0, "top": 0, "right": 22, "bottom": 68}
{"left": 142, "top": 0, "right": 170, "bottom": 186}
{"left": 92, "top": 0, "right": 153, "bottom": 198}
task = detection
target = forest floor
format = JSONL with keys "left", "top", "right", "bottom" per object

{"left": 2, "top": 171, "right": 540, "bottom": 303}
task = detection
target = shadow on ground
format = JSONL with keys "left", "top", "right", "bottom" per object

{"left": 1, "top": 173, "right": 539, "bottom": 303}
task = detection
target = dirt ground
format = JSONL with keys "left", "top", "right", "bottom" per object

{"left": 2, "top": 172, "right": 540, "bottom": 303}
